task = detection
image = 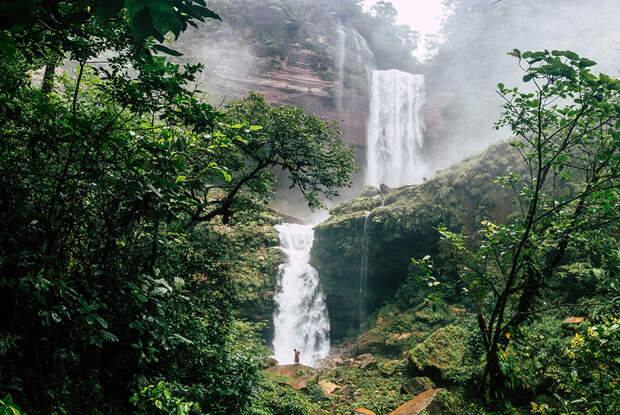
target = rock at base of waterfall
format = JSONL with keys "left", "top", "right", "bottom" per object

{"left": 264, "top": 364, "right": 317, "bottom": 389}
{"left": 387, "top": 388, "right": 443, "bottom": 415}
{"left": 355, "top": 408, "right": 377, "bottom": 415}
{"left": 318, "top": 380, "right": 341, "bottom": 396}
{"left": 401, "top": 377, "right": 435, "bottom": 395}
{"left": 379, "top": 183, "right": 392, "bottom": 194}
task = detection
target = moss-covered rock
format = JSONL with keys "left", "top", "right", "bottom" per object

{"left": 381, "top": 360, "right": 405, "bottom": 376}
{"left": 401, "top": 377, "right": 434, "bottom": 395}
{"left": 311, "top": 141, "right": 522, "bottom": 340}
{"left": 216, "top": 208, "right": 285, "bottom": 342}
{"left": 425, "top": 389, "right": 466, "bottom": 415}
{"left": 407, "top": 326, "right": 466, "bottom": 383}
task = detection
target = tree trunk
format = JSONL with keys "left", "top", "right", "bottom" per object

{"left": 41, "top": 64, "right": 56, "bottom": 94}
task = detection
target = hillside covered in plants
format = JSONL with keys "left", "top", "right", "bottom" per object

{"left": 0, "top": 1, "right": 618, "bottom": 415}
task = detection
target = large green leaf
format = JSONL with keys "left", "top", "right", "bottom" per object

{"left": 92, "top": 0, "right": 125, "bottom": 26}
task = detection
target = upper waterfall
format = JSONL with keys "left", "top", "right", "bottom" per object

{"left": 365, "top": 70, "right": 427, "bottom": 187}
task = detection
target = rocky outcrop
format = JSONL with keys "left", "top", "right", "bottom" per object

{"left": 311, "top": 141, "right": 522, "bottom": 339}
{"left": 318, "top": 380, "right": 341, "bottom": 396}
{"left": 264, "top": 364, "right": 317, "bottom": 389}
{"left": 401, "top": 377, "right": 434, "bottom": 395}
{"left": 407, "top": 326, "right": 466, "bottom": 383}
{"left": 387, "top": 388, "right": 443, "bottom": 415}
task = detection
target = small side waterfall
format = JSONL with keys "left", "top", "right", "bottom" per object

{"left": 366, "top": 70, "right": 427, "bottom": 187}
{"left": 335, "top": 23, "right": 346, "bottom": 110}
{"left": 358, "top": 211, "right": 371, "bottom": 327}
{"left": 272, "top": 224, "right": 330, "bottom": 366}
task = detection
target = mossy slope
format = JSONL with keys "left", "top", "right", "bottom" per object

{"left": 311, "top": 141, "right": 522, "bottom": 340}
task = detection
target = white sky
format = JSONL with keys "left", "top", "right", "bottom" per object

{"left": 364, "top": 0, "right": 450, "bottom": 59}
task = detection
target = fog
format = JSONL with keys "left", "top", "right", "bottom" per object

{"left": 172, "top": 0, "right": 619, "bottom": 218}
{"left": 423, "top": 0, "right": 620, "bottom": 171}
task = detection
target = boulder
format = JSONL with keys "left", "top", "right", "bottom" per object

{"left": 354, "top": 353, "right": 377, "bottom": 369}
{"left": 342, "top": 384, "right": 356, "bottom": 398}
{"left": 353, "top": 333, "right": 386, "bottom": 355}
{"left": 387, "top": 388, "right": 443, "bottom": 415}
{"left": 408, "top": 325, "right": 466, "bottom": 382}
{"left": 401, "top": 377, "right": 434, "bottom": 395}
{"left": 318, "top": 380, "right": 341, "bottom": 396}
{"left": 264, "top": 364, "right": 317, "bottom": 389}
{"left": 359, "top": 185, "right": 381, "bottom": 198}
{"left": 355, "top": 409, "right": 376, "bottom": 415}
{"left": 381, "top": 360, "right": 404, "bottom": 376}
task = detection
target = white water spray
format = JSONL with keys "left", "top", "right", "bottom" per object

{"left": 366, "top": 70, "right": 427, "bottom": 187}
{"left": 272, "top": 223, "right": 330, "bottom": 366}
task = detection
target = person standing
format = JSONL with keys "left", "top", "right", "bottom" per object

{"left": 294, "top": 348, "right": 300, "bottom": 364}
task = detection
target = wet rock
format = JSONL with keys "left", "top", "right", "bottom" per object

{"left": 355, "top": 408, "right": 376, "bottom": 415}
{"left": 318, "top": 380, "right": 341, "bottom": 396}
{"left": 387, "top": 388, "right": 443, "bottom": 415}
{"left": 401, "top": 377, "right": 434, "bottom": 395}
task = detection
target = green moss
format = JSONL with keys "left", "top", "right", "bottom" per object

{"left": 312, "top": 141, "right": 523, "bottom": 340}
{"left": 408, "top": 325, "right": 467, "bottom": 383}
{"left": 427, "top": 389, "right": 466, "bottom": 415}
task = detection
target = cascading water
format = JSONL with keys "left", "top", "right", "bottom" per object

{"left": 358, "top": 211, "right": 371, "bottom": 327}
{"left": 366, "top": 70, "right": 427, "bottom": 187}
{"left": 272, "top": 223, "right": 330, "bottom": 366}
{"left": 335, "top": 23, "right": 346, "bottom": 111}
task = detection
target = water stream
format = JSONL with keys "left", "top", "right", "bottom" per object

{"left": 272, "top": 223, "right": 330, "bottom": 366}
{"left": 366, "top": 70, "right": 427, "bottom": 187}
{"left": 358, "top": 211, "right": 371, "bottom": 327}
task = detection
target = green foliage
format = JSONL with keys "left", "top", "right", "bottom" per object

{"left": 539, "top": 318, "right": 620, "bottom": 415}
{"left": 0, "top": 395, "right": 22, "bottom": 415}
{"left": 0, "top": 3, "right": 356, "bottom": 413}
{"left": 247, "top": 380, "right": 310, "bottom": 415}
{"left": 431, "top": 49, "right": 619, "bottom": 407}
{"left": 0, "top": 0, "right": 220, "bottom": 60}
{"left": 130, "top": 381, "right": 200, "bottom": 415}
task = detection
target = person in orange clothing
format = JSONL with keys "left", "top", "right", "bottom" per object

{"left": 293, "top": 348, "right": 300, "bottom": 364}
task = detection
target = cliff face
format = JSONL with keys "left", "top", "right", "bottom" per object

{"left": 176, "top": 19, "right": 372, "bottom": 148}
{"left": 310, "top": 142, "right": 522, "bottom": 340}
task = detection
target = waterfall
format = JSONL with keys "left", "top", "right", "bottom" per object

{"left": 272, "top": 223, "right": 330, "bottom": 366}
{"left": 366, "top": 70, "right": 427, "bottom": 187}
{"left": 335, "top": 23, "right": 346, "bottom": 110}
{"left": 358, "top": 211, "right": 371, "bottom": 327}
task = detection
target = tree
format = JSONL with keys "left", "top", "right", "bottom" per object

{"left": 437, "top": 50, "right": 619, "bottom": 403}
{"left": 0, "top": 2, "right": 356, "bottom": 413}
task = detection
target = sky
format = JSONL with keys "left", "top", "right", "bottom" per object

{"left": 364, "top": 0, "right": 450, "bottom": 59}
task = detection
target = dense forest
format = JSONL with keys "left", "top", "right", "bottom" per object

{"left": 0, "top": 1, "right": 618, "bottom": 415}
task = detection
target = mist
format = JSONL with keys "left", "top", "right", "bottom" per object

{"left": 423, "top": 0, "right": 620, "bottom": 171}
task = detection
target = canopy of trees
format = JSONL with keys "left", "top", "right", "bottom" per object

{"left": 0, "top": 1, "right": 355, "bottom": 413}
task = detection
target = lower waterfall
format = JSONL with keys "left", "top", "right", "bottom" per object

{"left": 272, "top": 223, "right": 330, "bottom": 366}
